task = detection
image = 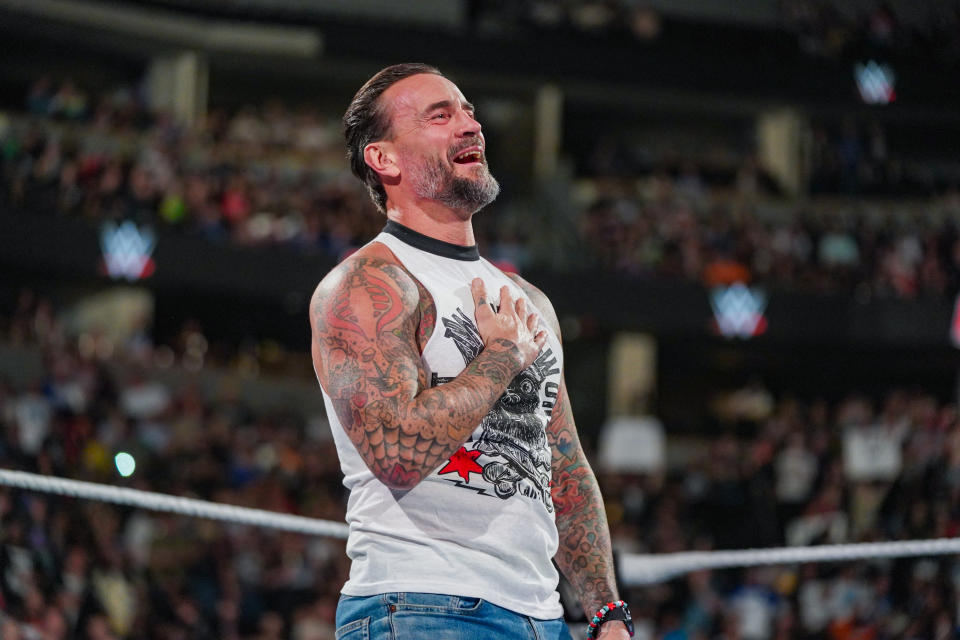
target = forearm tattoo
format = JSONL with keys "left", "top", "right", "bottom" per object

{"left": 548, "top": 380, "right": 620, "bottom": 617}
{"left": 311, "top": 256, "right": 523, "bottom": 490}
{"left": 506, "top": 272, "right": 621, "bottom": 617}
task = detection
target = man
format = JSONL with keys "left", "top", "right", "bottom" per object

{"left": 310, "top": 63, "right": 632, "bottom": 640}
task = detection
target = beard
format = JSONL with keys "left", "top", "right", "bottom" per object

{"left": 407, "top": 151, "right": 500, "bottom": 218}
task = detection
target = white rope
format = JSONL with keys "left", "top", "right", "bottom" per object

{"left": 3, "top": 469, "right": 958, "bottom": 586}
{"left": 620, "top": 538, "right": 960, "bottom": 585}
{"left": 0, "top": 468, "right": 349, "bottom": 539}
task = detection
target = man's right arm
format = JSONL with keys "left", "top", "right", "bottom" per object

{"left": 310, "top": 255, "right": 544, "bottom": 490}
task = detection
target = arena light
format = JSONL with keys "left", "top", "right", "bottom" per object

{"left": 855, "top": 61, "right": 896, "bottom": 105}
{"left": 100, "top": 221, "right": 156, "bottom": 281}
{"left": 114, "top": 452, "right": 136, "bottom": 478}
{"left": 709, "top": 283, "right": 767, "bottom": 339}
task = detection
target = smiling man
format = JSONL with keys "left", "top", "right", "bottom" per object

{"left": 310, "top": 63, "right": 633, "bottom": 640}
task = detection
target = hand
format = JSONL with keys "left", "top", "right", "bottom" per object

{"left": 471, "top": 278, "right": 547, "bottom": 371}
{"left": 597, "top": 620, "right": 631, "bottom": 640}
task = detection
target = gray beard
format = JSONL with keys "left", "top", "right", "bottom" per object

{"left": 410, "top": 154, "right": 500, "bottom": 218}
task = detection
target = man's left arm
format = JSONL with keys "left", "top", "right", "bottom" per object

{"left": 507, "top": 274, "right": 630, "bottom": 640}
{"left": 549, "top": 378, "right": 629, "bottom": 639}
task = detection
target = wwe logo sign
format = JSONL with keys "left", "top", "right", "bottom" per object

{"left": 100, "top": 221, "right": 156, "bottom": 281}
{"left": 855, "top": 61, "right": 896, "bottom": 105}
{"left": 710, "top": 284, "right": 767, "bottom": 339}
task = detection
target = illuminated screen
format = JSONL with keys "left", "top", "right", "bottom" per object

{"left": 855, "top": 60, "right": 896, "bottom": 105}
{"left": 710, "top": 284, "right": 768, "bottom": 339}
{"left": 100, "top": 221, "right": 157, "bottom": 281}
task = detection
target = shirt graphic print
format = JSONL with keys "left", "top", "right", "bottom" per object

{"left": 431, "top": 307, "right": 561, "bottom": 511}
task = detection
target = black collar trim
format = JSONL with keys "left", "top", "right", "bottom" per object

{"left": 383, "top": 220, "right": 480, "bottom": 261}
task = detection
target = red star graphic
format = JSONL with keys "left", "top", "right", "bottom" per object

{"left": 438, "top": 447, "right": 483, "bottom": 483}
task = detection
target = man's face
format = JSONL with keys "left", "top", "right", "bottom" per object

{"left": 379, "top": 73, "right": 499, "bottom": 217}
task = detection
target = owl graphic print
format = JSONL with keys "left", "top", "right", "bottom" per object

{"left": 432, "top": 307, "right": 561, "bottom": 512}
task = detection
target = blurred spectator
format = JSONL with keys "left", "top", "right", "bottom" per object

{"left": 0, "top": 294, "right": 349, "bottom": 639}
{"left": 3, "top": 288, "right": 960, "bottom": 636}
{"left": 2, "top": 80, "right": 383, "bottom": 258}
{"left": 594, "top": 380, "right": 960, "bottom": 638}
{"left": 576, "top": 172, "right": 960, "bottom": 299}
{"left": 5, "top": 77, "right": 960, "bottom": 300}
{"left": 782, "top": 0, "right": 960, "bottom": 67}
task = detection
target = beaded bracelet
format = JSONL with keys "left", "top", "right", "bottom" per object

{"left": 586, "top": 599, "right": 632, "bottom": 638}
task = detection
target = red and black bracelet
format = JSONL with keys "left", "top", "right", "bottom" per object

{"left": 586, "top": 599, "right": 634, "bottom": 638}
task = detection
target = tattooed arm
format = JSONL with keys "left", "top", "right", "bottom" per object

{"left": 549, "top": 379, "right": 628, "bottom": 638}
{"left": 310, "top": 250, "right": 546, "bottom": 490}
{"left": 508, "top": 273, "right": 629, "bottom": 640}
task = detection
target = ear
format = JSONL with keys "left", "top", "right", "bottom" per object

{"left": 363, "top": 142, "right": 400, "bottom": 180}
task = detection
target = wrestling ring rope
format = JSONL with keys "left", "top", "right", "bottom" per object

{"left": 2, "top": 468, "right": 955, "bottom": 586}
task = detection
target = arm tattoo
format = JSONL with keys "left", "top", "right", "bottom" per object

{"left": 464, "top": 338, "right": 521, "bottom": 386}
{"left": 415, "top": 278, "right": 436, "bottom": 353}
{"left": 507, "top": 272, "right": 621, "bottom": 616}
{"left": 548, "top": 379, "right": 620, "bottom": 618}
{"left": 328, "top": 268, "right": 403, "bottom": 339}
{"left": 311, "top": 256, "right": 523, "bottom": 490}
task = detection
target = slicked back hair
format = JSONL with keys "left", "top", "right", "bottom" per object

{"left": 343, "top": 63, "right": 443, "bottom": 213}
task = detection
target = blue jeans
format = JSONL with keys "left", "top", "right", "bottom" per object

{"left": 335, "top": 592, "right": 574, "bottom": 640}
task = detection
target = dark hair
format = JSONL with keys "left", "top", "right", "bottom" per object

{"left": 343, "top": 63, "right": 443, "bottom": 213}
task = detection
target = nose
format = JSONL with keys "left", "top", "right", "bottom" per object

{"left": 456, "top": 109, "right": 481, "bottom": 138}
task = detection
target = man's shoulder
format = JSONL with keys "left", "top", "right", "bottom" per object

{"left": 504, "top": 272, "right": 561, "bottom": 338}
{"left": 504, "top": 271, "right": 544, "bottom": 298}
{"left": 317, "top": 242, "right": 405, "bottom": 284}
{"left": 311, "top": 242, "right": 419, "bottom": 315}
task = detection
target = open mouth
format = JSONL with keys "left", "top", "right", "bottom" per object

{"left": 452, "top": 147, "right": 484, "bottom": 165}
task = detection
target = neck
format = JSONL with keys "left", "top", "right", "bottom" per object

{"left": 385, "top": 198, "right": 476, "bottom": 246}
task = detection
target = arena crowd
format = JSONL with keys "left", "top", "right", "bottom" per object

{"left": 4, "top": 65, "right": 960, "bottom": 638}
{"left": 4, "top": 79, "right": 960, "bottom": 300}
{"left": 0, "top": 292, "right": 348, "bottom": 640}
{"left": 2, "top": 290, "right": 959, "bottom": 639}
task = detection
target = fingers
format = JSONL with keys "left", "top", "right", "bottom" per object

{"left": 471, "top": 278, "right": 488, "bottom": 308}
{"left": 526, "top": 309, "right": 538, "bottom": 333}
{"left": 518, "top": 296, "right": 543, "bottom": 338}
{"left": 515, "top": 296, "right": 527, "bottom": 322}
{"left": 534, "top": 329, "right": 548, "bottom": 350}
{"left": 470, "top": 279, "right": 547, "bottom": 364}
{"left": 499, "top": 285, "right": 514, "bottom": 315}
{"left": 518, "top": 294, "right": 547, "bottom": 351}
{"left": 471, "top": 278, "right": 494, "bottom": 319}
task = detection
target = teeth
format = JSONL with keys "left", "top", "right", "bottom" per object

{"left": 456, "top": 150, "right": 482, "bottom": 162}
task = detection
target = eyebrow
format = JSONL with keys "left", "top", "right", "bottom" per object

{"left": 422, "top": 99, "right": 475, "bottom": 115}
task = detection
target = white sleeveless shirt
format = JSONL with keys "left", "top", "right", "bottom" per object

{"left": 318, "top": 221, "right": 565, "bottom": 619}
